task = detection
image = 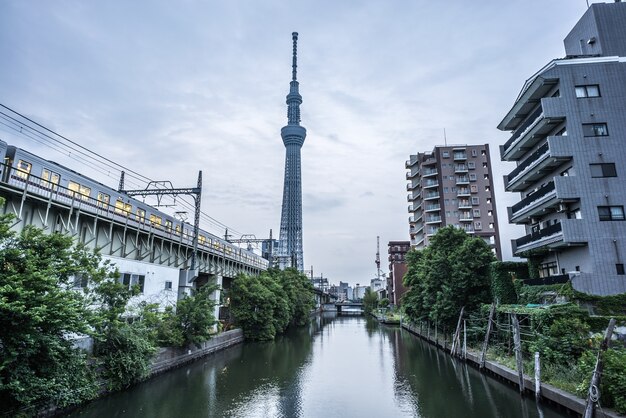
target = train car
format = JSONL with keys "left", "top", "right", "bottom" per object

{"left": 2, "top": 143, "right": 265, "bottom": 266}
{"left": 0, "top": 139, "right": 8, "bottom": 182}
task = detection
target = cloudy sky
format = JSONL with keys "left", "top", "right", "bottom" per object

{"left": 0, "top": 0, "right": 598, "bottom": 285}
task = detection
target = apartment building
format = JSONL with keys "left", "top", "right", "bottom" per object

{"left": 406, "top": 144, "right": 502, "bottom": 259}
{"left": 498, "top": 1, "right": 626, "bottom": 295}
{"left": 387, "top": 241, "right": 410, "bottom": 306}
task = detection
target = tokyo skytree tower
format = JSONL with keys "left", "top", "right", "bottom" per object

{"left": 278, "top": 32, "right": 306, "bottom": 271}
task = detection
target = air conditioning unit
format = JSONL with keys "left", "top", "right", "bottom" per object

{"left": 557, "top": 203, "right": 568, "bottom": 213}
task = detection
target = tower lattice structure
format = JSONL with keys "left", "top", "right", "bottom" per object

{"left": 278, "top": 32, "right": 306, "bottom": 271}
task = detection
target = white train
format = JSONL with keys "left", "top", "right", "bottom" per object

{"left": 0, "top": 139, "right": 266, "bottom": 268}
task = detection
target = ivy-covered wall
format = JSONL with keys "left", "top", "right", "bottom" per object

{"left": 489, "top": 261, "right": 529, "bottom": 304}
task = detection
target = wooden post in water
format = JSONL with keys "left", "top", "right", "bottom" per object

{"left": 583, "top": 318, "right": 616, "bottom": 418}
{"left": 463, "top": 319, "right": 467, "bottom": 360}
{"left": 534, "top": 352, "right": 541, "bottom": 400}
{"left": 480, "top": 302, "right": 496, "bottom": 369}
{"left": 512, "top": 313, "right": 524, "bottom": 395}
{"left": 451, "top": 306, "right": 465, "bottom": 357}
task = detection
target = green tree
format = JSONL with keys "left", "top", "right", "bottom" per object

{"left": 175, "top": 283, "right": 220, "bottom": 347}
{"left": 276, "top": 268, "right": 315, "bottom": 327}
{"left": 0, "top": 202, "right": 104, "bottom": 412}
{"left": 402, "top": 226, "right": 495, "bottom": 327}
{"left": 362, "top": 287, "right": 378, "bottom": 314}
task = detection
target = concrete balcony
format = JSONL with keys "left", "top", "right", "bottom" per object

{"left": 406, "top": 181, "right": 419, "bottom": 191}
{"left": 458, "top": 200, "right": 472, "bottom": 209}
{"left": 459, "top": 215, "right": 473, "bottom": 222}
{"left": 512, "top": 219, "right": 587, "bottom": 256}
{"left": 425, "top": 216, "right": 442, "bottom": 225}
{"left": 426, "top": 227, "right": 440, "bottom": 237}
{"left": 457, "top": 188, "right": 471, "bottom": 197}
{"left": 453, "top": 152, "right": 467, "bottom": 161}
{"left": 508, "top": 176, "right": 579, "bottom": 224}
{"left": 500, "top": 98, "right": 565, "bottom": 161}
{"left": 423, "top": 179, "right": 439, "bottom": 189}
{"left": 405, "top": 156, "right": 418, "bottom": 169}
{"left": 424, "top": 204, "right": 441, "bottom": 213}
{"left": 423, "top": 192, "right": 440, "bottom": 201}
{"left": 422, "top": 168, "right": 438, "bottom": 177}
{"left": 456, "top": 176, "right": 470, "bottom": 185}
{"left": 504, "top": 136, "right": 572, "bottom": 192}
{"left": 455, "top": 164, "right": 468, "bottom": 173}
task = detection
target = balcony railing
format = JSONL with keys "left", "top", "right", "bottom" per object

{"left": 423, "top": 179, "right": 439, "bottom": 188}
{"left": 453, "top": 152, "right": 467, "bottom": 160}
{"left": 456, "top": 176, "right": 469, "bottom": 184}
{"left": 502, "top": 106, "right": 543, "bottom": 155}
{"left": 425, "top": 204, "right": 441, "bottom": 212}
{"left": 422, "top": 168, "right": 438, "bottom": 177}
{"left": 457, "top": 188, "right": 471, "bottom": 196}
{"left": 507, "top": 142, "right": 549, "bottom": 183}
{"left": 455, "top": 164, "right": 468, "bottom": 173}
{"left": 515, "top": 222, "right": 562, "bottom": 248}
{"left": 510, "top": 181, "right": 555, "bottom": 216}
{"left": 426, "top": 216, "right": 442, "bottom": 224}
{"left": 424, "top": 192, "right": 440, "bottom": 200}
{"left": 458, "top": 200, "right": 472, "bottom": 209}
{"left": 524, "top": 274, "right": 570, "bottom": 286}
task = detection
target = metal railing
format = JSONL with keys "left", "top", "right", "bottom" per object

{"left": 507, "top": 142, "right": 550, "bottom": 183}
{"left": 515, "top": 222, "right": 562, "bottom": 248}
{"left": 510, "top": 181, "right": 555, "bottom": 215}
{"left": 503, "top": 106, "right": 543, "bottom": 154}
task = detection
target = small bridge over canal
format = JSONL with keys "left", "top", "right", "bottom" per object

{"left": 321, "top": 301, "right": 364, "bottom": 315}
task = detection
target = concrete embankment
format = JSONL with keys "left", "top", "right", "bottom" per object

{"left": 401, "top": 322, "right": 624, "bottom": 418}
{"left": 150, "top": 329, "right": 244, "bottom": 376}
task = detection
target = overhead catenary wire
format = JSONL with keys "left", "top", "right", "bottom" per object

{"left": 0, "top": 103, "right": 248, "bottom": 238}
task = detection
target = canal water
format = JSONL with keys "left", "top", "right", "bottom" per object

{"left": 69, "top": 314, "right": 569, "bottom": 418}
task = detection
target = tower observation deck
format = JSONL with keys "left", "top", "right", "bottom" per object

{"left": 278, "top": 32, "right": 306, "bottom": 271}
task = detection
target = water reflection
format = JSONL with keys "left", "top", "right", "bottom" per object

{"left": 69, "top": 314, "right": 568, "bottom": 418}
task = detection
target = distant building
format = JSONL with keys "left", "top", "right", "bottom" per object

{"left": 353, "top": 284, "right": 367, "bottom": 301}
{"left": 311, "top": 276, "right": 329, "bottom": 291}
{"left": 497, "top": 1, "right": 626, "bottom": 295}
{"left": 406, "top": 144, "right": 502, "bottom": 259}
{"left": 261, "top": 239, "right": 279, "bottom": 266}
{"left": 387, "top": 241, "right": 410, "bottom": 306}
{"left": 370, "top": 277, "right": 386, "bottom": 300}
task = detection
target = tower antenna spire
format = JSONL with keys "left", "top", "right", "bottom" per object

{"left": 292, "top": 32, "right": 298, "bottom": 81}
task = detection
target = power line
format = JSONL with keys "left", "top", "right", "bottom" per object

{"left": 0, "top": 103, "right": 250, "bottom": 239}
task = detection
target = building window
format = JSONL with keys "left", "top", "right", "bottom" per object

{"left": 469, "top": 173, "right": 477, "bottom": 181}
{"left": 539, "top": 261, "right": 558, "bottom": 278}
{"left": 120, "top": 273, "right": 145, "bottom": 293}
{"left": 598, "top": 206, "right": 625, "bottom": 221}
{"left": 482, "top": 162, "right": 488, "bottom": 168}
{"left": 16, "top": 160, "right": 32, "bottom": 179}
{"left": 485, "top": 185, "right": 491, "bottom": 192}
{"left": 471, "top": 197, "right": 480, "bottom": 205}
{"left": 481, "top": 150, "right": 487, "bottom": 156}
{"left": 165, "top": 281, "right": 173, "bottom": 290}
{"left": 474, "top": 221, "right": 482, "bottom": 230}
{"left": 442, "top": 151, "right": 450, "bottom": 158}
{"left": 470, "top": 185, "right": 478, "bottom": 193}
{"left": 73, "top": 274, "right": 89, "bottom": 289}
{"left": 583, "top": 123, "right": 608, "bottom": 137}
{"left": 471, "top": 149, "right": 477, "bottom": 157}
{"left": 575, "top": 85, "right": 600, "bottom": 98}
{"left": 590, "top": 163, "right": 617, "bottom": 178}
{"left": 473, "top": 209, "right": 481, "bottom": 217}
{"left": 616, "top": 264, "right": 625, "bottom": 275}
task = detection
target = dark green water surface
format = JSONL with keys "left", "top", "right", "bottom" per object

{"left": 68, "top": 314, "right": 569, "bottom": 418}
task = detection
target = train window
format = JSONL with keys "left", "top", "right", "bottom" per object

{"left": 78, "top": 185, "right": 91, "bottom": 200}
{"left": 41, "top": 169, "right": 60, "bottom": 188}
{"left": 149, "top": 214, "right": 162, "bottom": 227}
{"left": 97, "top": 192, "right": 110, "bottom": 208}
{"left": 16, "top": 160, "right": 32, "bottom": 179}
{"left": 115, "top": 199, "right": 132, "bottom": 216}
{"left": 165, "top": 220, "right": 172, "bottom": 230}
{"left": 136, "top": 208, "right": 146, "bottom": 223}
{"left": 199, "top": 235, "right": 206, "bottom": 245}
{"left": 175, "top": 224, "right": 181, "bottom": 234}
{"left": 68, "top": 181, "right": 80, "bottom": 196}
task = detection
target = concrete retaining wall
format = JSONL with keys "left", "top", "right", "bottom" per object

{"left": 401, "top": 322, "right": 624, "bottom": 418}
{"left": 150, "top": 329, "right": 244, "bottom": 376}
